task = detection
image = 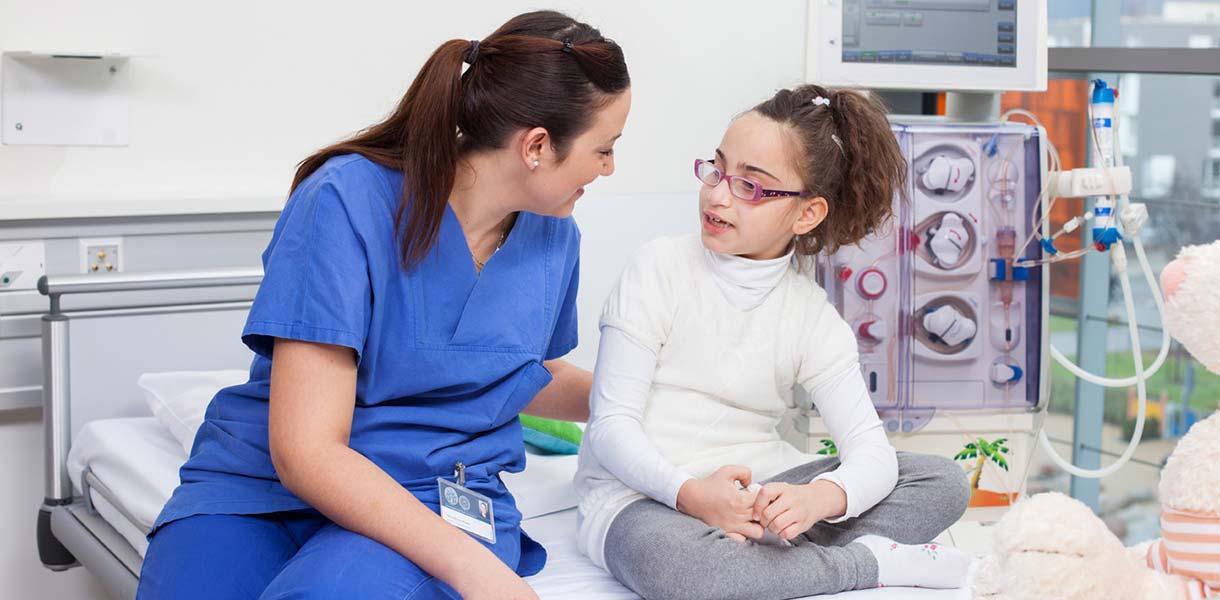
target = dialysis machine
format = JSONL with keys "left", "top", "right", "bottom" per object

{"left": 785, "top": 0, "right": 1164, "bottom": 516}
{"left": 782, "top": 122, "right": 1048, "bottom": 516}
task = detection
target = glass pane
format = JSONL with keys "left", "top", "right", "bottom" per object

{"left": 1050, "top": 0, "right": 1094, "bottom": 47}
{"left": 1110, "top": 72, "right": 1220, "bottom": 322}
{"left": 1008, "top": 72, "right": 1220, "bottom": 545}
{"left": 1121, "top": 1, "right": 1220, "bottom": 48}
{"left": 1098, "top": 75, "right": 1219, "bottom": 543}
{"left": 1001, "top": 74, "right": 1220, "bottom": 307}
{"left": 1034, "top": 317, "right": 1214, "bottom": 545}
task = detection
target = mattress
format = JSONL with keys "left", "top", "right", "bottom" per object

{"left": 67, "top": 417, "right": 185, "bottom": 557}
{"left": 66, "top": 417, "right": 971, "bottom": 599}
{"left": 64, "top": 417, "right": 586, "bottom": 559}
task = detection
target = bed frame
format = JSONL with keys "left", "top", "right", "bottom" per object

{"left": 36, "top": 269, "right": 263, "bottom": 599}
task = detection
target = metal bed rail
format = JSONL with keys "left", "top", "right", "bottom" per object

{"left": 36, "top": 268, "right": 262, "bottom": 572}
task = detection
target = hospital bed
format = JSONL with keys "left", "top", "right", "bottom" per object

{"left": 35, "top": 269, "right": 973, "bottom": 599}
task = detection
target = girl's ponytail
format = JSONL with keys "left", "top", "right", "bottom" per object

{"left": 824, "top": 88, "right": 907, "bottom": 252}
{"left": 752, "top": 85, "right": 907, "bottom": 256}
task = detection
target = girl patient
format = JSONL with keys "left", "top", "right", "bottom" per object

{"left": 575, "top": 85, "right": 973, "bottom": 600}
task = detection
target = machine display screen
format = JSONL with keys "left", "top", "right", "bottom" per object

{"left": 841, "top": 0, "right": 1018, "bottom": 68}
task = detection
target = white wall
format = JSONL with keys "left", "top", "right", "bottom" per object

{"left": 0, "top": 0, "right": 808, "bottom": 202}
{"left": 0, "top": 1, "right": 808, "bottom": 597}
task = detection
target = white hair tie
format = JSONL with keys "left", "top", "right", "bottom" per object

{"left": 812, "top": 96, "right": 846, "bottom": 157}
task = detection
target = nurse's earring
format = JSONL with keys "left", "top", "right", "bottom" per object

{"left": 532, "top": 159, "right": 540, "bottom": 169}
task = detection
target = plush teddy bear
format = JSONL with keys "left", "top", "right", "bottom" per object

{"left": 972, "top": 492, "right": 1184, "bottom": 599}
{"left": 973, "top": 240, "right": 1220, "bottom": 600}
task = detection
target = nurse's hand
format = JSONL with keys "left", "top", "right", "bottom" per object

{"left": 457, "top": 564, "right": 539, "bottom": 600}
{"left": 676, "top": 465, "right": 765, "bottom": 541}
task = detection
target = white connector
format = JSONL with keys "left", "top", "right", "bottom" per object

{"left": 1052, "top": 166, "right": 1133, "bottom": 198}
{"left": 1111, "top": 239, "right": 1129, "bottom": 273}
{"left": 1120, "top": 203, "right": 1149, "bottom": 237}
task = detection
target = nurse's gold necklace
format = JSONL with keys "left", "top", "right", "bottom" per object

{"left": 472, "top": 231, "right": 506, "bottom": 271}
{"left": 471, "top": 219, "right": 510, "bottom": 274}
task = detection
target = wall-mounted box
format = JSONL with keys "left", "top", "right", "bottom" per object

{"left": 1, "top": 51, "right": 131, "bottom": 146}
{"left": 0, "top": 240, "right": 45, "bottom": 290}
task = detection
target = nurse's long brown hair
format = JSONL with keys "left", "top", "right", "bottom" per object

{"left": 291, "top": 10, "right": 630, "bottom": 270}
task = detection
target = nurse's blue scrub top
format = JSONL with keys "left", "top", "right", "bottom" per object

{"left": 152, "top": 154, "right": 580, "bottom": 577}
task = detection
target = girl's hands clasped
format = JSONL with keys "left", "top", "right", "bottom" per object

{"left": 750, "top": 479, "right": 848, "bottom": 541}
{"left": 679, "top": 467, "right": 849, "bottom": 543}
{"left": 676, "top": 465, "right": 765, "bottom": 542}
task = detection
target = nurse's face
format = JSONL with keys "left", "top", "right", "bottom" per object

{"left": 526, "top": 88, "right": 631, "bottom": 217}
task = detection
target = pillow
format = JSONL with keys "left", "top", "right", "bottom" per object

{"left": 520, "top": 414, "right": 583, "bottom": 455}
{"left": 137, "top": 370, "right": 248, "bottom": 455}
{"left": 500, "top": 453, "right": 580, "bottom": 519}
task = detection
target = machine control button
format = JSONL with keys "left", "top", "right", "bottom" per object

{"left": 858, "top": 320, "right": 890, "bottom": 342}
{"left": 857, "top": 268, "right": 887, "bottom": 299}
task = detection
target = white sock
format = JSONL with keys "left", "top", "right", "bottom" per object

{"left": 853, "top": 534, "right": 972, "bottom": 589}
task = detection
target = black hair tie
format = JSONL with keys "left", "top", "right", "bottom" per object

{"left": 562, "top": 38, "right": 574, "bottom": 54}
{"left": 464, "top": 40, "right": 480, "bottom": 65}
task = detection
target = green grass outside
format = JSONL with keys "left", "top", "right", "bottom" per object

{"left": 1046, "top": 316, "right": 1220, "bottom": 425}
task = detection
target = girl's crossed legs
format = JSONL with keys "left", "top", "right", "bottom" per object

{"left": 604, "top": 452, "right": 972, "bottom": 600}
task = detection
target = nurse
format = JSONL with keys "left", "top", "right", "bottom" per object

{"left": 137, "top": 10, "right": 630, "bottom": 600}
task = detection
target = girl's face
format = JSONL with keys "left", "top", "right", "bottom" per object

{"left": 698, "top": 111, "right": 826, "bottom": 260}
{"left": 523, "top": 89, "right": 632, "bottom": 218}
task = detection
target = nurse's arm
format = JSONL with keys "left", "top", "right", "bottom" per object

{"left": 267, "top": 338, "right": 537, "bottom": 599}
{"left": 524, "top": 359, "right": 593, "bottom": 422}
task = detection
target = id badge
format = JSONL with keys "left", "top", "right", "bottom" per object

{"left": 438, "top": 477, "right": 496, "bottom": 544}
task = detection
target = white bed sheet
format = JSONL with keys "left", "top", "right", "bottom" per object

{"left": 64, "top": 417, "right": 584, "bottom": 558}
{"left": 66, "top": 417, "right": 971, "bottom": 599}
{"left": 66, "top": 417, "right": 185, "bottom": 557}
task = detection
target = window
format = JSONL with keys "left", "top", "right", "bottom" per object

{"left": 1121, "top": 1, "right": 1220, "bottom": 48}
{"left": 1005, "top": 68, "right": 1220, "bottom": 543}
{"left": 1049, "top": 0, "right": 1092, "bottom": 46}
{"left": 1118, "top": 74, "right": 1220, "bottom": 209}
{"left": 1204, "top": 155, "right": 1220, "bottom": 197}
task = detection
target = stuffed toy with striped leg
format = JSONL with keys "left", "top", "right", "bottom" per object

{"left": 973, "top": 240, "right": 1220, "bottom": 600}
{"left": 1142, "top": 240, "right": 1220, "bottom": 599}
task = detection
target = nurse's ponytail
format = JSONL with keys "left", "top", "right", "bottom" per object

{"left": 292, "top": 10, "right": 630, "bottom": 271}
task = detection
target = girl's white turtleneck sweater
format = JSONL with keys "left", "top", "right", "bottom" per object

{"left": 574, "top": 234, "right": 898, "bottom": 570}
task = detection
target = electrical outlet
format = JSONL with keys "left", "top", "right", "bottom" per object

{"left": 0, "top": 241, "right": 46, "bottom": 290}
{"left": 80, "top": 238, "right": 124, "bottom": 274}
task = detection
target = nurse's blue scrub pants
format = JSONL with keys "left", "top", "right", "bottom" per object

{"left": 137, "top": 510, "right": 460, "bottom": 599}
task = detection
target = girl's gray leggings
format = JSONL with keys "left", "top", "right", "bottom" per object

{"left": 603, "top": 452, "right": 971, "bottom": 600}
